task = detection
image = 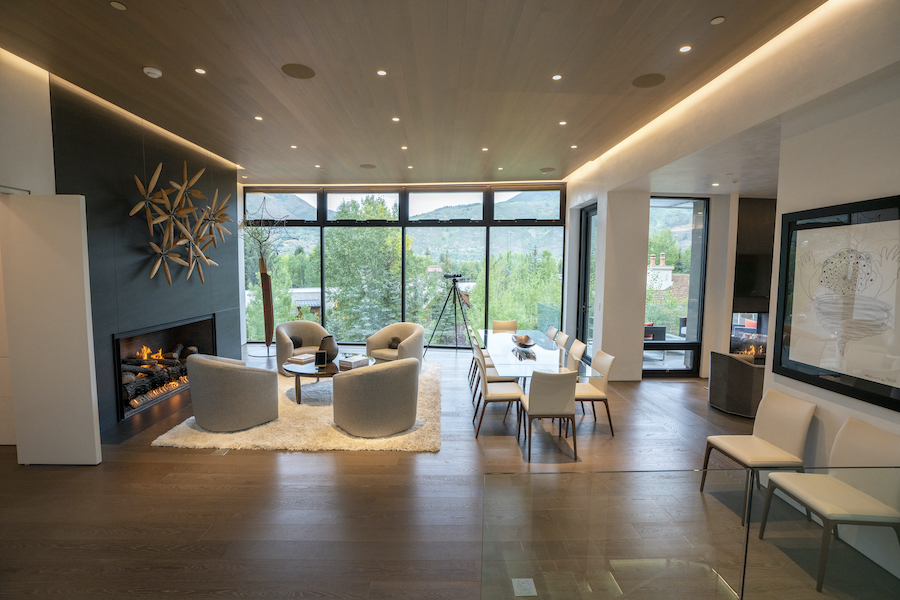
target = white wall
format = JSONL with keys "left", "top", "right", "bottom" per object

{"left": 765, "top": 69, "right": 900, "bottom": 576}
{"left": 0, "top": 48, "right": 56, "bottom": 445}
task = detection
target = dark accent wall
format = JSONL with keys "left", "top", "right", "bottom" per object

{"left": 733, "top": 197, "right": 777, "bottom": 314}
{"left": 48, "top": 78, "right": 240, "bottom": 439}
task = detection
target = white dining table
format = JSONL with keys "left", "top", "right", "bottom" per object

{"left": 476, "top": 329, "right": 603, "bottom": 380}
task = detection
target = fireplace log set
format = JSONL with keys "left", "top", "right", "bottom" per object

{"left": 121, "top": 344, "right": 198, "bottom": 410}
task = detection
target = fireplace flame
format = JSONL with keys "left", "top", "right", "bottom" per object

{"left": 136, "top": 345, "right": 165, "bottom": 360}
{"left": 738, "top": 345, "right": 765, "bottom": 356}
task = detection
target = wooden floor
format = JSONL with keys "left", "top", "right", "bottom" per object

{"left": 0, "top": 348, "right": 895, "bottom": 598}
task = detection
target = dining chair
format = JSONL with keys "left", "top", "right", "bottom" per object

{"left": 759, "top": 417, "right": 900, "bottom": 592}
{"left": 555, "top": 331, "right": 570, "bottom": 349}
{"left": 492, "top": 320, "right": 517, "bottom": 333}
{"left": 473, "top": 356, "right": 524, "bottom": 438}
{"left": 566, "top": 339, "right": 587, "bottom": 371}
{"left": 519, "top": 370, "right": 578, "bottom": 462}
{"left": 700, "top": 389, "right": 816, "bottom": 525}
{"left": 471, "top": 342, "right": 517, "bottom": 407}
{"left": 546, "top": 325, "right": 559, "bottom": 341}
{"left": 574, "top": 350, "right": 616, "bottom": 434}
{"left": 466, "top": 325, "right": 492, "bottom": 388}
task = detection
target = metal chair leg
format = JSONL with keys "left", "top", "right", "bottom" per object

{"left": 699, "top": 442, "right": 714, "bottom": 492}
{"left": 571, "top": 417, "right": 577, "bottom": 461}
{"left": 816, "top": 519, "right": 835, "bottom": 592}
{"left": 603, "top": 400, "right": 613, "bottom": 436}
{"left": 473, "top": 392, "right": 482, "bottom": 422}
{"left": 758, "top": 482, "right": 778, "bottom": 540}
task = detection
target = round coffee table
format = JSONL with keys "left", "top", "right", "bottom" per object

{"left": 282, "top": 356, "right": 375, "bottom": 403}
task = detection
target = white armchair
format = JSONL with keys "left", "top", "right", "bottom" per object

{"left": 186, "top": 354, "right": 278, "bottom": 432}
{"left": 365, "top": 322, "right": 424, "bottom": 371}
{"left": 333, "top": 358, "right": 420, "bottom": 438}
{"left": 276, "top": 321, "right": 329, "bottom": 375}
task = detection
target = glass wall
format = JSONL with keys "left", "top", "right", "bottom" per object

{"left": 405, "top": 227, "right": 486, "bottom": 346}
{"left": 242, "top": 185, "right": 565, "bottom": 345}
{"left": 243, "top": 226, "right": 321, "bottom": 342}
{"left": 488, "top": 226, "right": 564, "bottom": 331}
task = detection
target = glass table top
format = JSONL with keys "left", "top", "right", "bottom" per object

{"left": 475, "top": 329, "right": 603, "bottom": 379}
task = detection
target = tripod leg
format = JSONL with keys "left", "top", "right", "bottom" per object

{"left": 424, "top": 283, "right": 456, "bottom": 357}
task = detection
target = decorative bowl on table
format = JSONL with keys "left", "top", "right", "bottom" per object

{"left": 512, "top": 334, "right": 536, "bottom": 348}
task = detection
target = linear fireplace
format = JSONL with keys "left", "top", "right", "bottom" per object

{"left": 114, "top": 315, "right": 216, "bottom": 421}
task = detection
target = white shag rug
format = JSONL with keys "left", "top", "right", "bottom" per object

{"left": 151, "top": 362, "right": 441, "bottom": 452}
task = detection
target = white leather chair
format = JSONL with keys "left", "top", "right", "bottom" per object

{"left": 473, "top": 356, "right": 524, "bottom": 438}
{"left": 520, "top": 370, "right": 578, "bottom": 462}
{"left": 546, "top": 325, "right": 559, "bottom": 341}
{"left": 574, "top": 350, "right": 616, "bottom": 434}
{"left": 759, "top": 417, "right": 900, "bottom": 592}
{"left": 555, "top": 331, "right": 570, "bottom": 350}
{"left": 492, "top": 319, "right": 517, "bottom": 333}
{"left": 566, "top": 338, "right": 587, "bottom": 371}
{"left": 700, "top": 389, "right": 817, "bottom": 525}
{"left": 471, "top": 341, "right": 517, "bottom": 406}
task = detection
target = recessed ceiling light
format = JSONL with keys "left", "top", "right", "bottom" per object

{"left": 392, "top": 117, "right": 400, "bottom": 122}
{"left": 712, "top": 183, "right": 720, "bottom": 186}
{"left": 315, "top": 165, "right": 321, "bottom": 168}
{"left": 552, "top": 74, "right": 562, "bottom": 80}
{"left": 711, "top": 16, "right": 725, "bottom": 25}
{"left": 241, "top": 175, "right": 248, "bottom": 179}
{"left": 377, "top": 70, "right": 387, "bottom": 76}
{"left": 290, "top": 145, "right": 297, "bottom": 149}
{"left": 571, "top": 145, "right": 577, "bottom": 149}
{"left": 194, "top": 68, "right": 206, "bottom": 74}
{"left": 281, "top": 63, "right": 315, "bottom": 79}
{"left": 680, "top": 45, "right": 692, "bottom": 53}
{"left": 110, "top": 1, "right": 126, "bottom": 10}
{"left": 408, "top": 166, "right": 413, "bottom": 169}
{"left": 142, "top": 66, "right": 162, "bottom": 79}
{"left": 401, "top": 146, "right": 408, "bottom": 150}
{"left": 498, "top": 167, "right": 503, "bottom": 170}
{"left": 482, "top": 148, "right": 488, "bottom": 151}
{"left": 632, "top": 73, "right": 665, "bottom": 88}
{"left": 559, "top": 121, "right": 566, "bottom": 125}
{"left": 254, "top": 116, "right": 263, "bottom": 121}
{"left": 360, "top": 164, "right": 376, "bottom": 169}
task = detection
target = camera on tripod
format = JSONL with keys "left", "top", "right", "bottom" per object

{"left": 443, "top": 273, "right": 462, "bottom": 279}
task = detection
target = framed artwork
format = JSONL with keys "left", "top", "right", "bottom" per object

{"left": 773, "top": 195, "right": 900, "bottom": 412}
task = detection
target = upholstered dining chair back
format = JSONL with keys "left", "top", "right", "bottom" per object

{"left": 555, "top": 331, "right": 570, "bottom": 350}
{"left": 566, "top": 339, "right": 587, "bottom": 371}
{"left": 492, "top": 319, "right": 517, "bottom": 333}
{"left": 587, "top": 350, "right": 616, "bottom": 396}
{"left": 752, "top": 389, "right": 817, "bottom": 460}
{"left": 829, "top": 417, "right": 900, "bottom": 507}
{"left": 546, "top": 325, "right": 559, "bottom": 341}
{"left": 526, "top": 370, "right": 577, "bottom": 415}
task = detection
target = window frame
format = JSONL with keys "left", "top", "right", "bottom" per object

{"left": 242, "top": 183, "right": 566, "bottom": 346}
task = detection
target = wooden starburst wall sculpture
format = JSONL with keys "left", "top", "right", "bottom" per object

{"left": 129, "top": 162, "right": 232, "bottom": 285}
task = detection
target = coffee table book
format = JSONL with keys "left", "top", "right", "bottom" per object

{"left": 287, "top": 353, "right": 315, "bottom": 365}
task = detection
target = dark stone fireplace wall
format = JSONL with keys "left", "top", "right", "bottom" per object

{"left": 48, "top": 78, "right": 240, "bottom": 441}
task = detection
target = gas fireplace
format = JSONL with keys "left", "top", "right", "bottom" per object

{"left": 730, "top": 312, "right": 768, "bottom": 365}
{"left": 114, "top": 316, "right": 216, "bottom": 420}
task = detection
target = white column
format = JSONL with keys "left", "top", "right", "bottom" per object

{"left": 0, "top": 195, "right": 101, "bottom": 465}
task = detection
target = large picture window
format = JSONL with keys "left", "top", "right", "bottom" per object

{"left": 242, "top": 185, "right": 565, "bottom": 346}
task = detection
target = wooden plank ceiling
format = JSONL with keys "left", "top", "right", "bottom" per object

{"left": 0, "top": 0, "right": 825, "bottom": 185}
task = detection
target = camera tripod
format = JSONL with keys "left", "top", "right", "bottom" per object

{"left": 424, "top": 274, "right": 474, "bottom": 356}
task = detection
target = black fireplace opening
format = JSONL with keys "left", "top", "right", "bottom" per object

{"left": 114, "top": 316, "right": 216, "bottom": 421}
{"left": 730, "top": 312, "right": 768, "bottom": 364}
